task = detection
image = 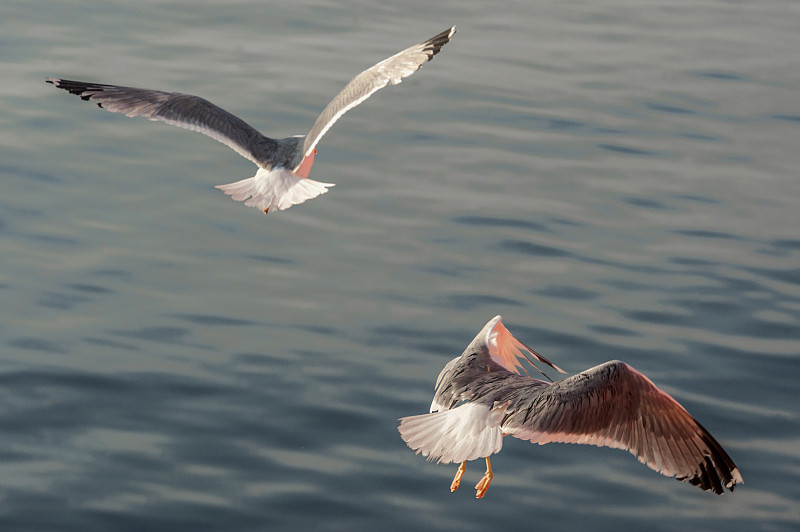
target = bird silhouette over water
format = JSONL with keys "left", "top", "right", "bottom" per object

{"left": 399, "top": 315, "right": 742, "bottom": 498}
{"left": 47, "top": 26, "right": 455, "bottom": 214}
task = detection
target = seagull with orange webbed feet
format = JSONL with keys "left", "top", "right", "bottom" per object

{"left": 399, "top": 316, "right": 742, "bottom": 498}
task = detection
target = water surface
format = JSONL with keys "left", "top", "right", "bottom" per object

{"left": 2, "top": 0, "right": 799, "bottom": 530}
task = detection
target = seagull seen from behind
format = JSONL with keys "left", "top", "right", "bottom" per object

{"left": 46, "top": 26, "right": 455, "bottom": 214}
{"left": 398, "top": 315, "right": 743, "bottom": 498}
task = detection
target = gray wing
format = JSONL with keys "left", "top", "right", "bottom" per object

{"left": 430, "top": 357, "right": 549, "bottom": 414}
{"left": 46, "top": 78, "right": 280, "bottom": 168}
{"left": 301, "top": 26, "right": 455, "bottom": 158}
{"left": 502, "top": 361, "right": 743, "bottom": 494}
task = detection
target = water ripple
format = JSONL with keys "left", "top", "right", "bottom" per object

{"left": 498, "top": 239, "right": 572, "bottom": 258}
{"left": 7, "top": 338, "right": 67, "bottom": 354}
{"left": 691, "top": 70, "right": 749, "bottom": 82}
{"left": 452, "top": 215, "right": 550, "bottom": 233}
{"left": 172, "top": 314, "right": 258, "bottom": 327}
{"left": 597, "top": 143, "right": 663, "bottom": 157}
{"left": 109, "top": 326, "right": 193, "bottom": 345}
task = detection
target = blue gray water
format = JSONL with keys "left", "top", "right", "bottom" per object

{"left": 2, "top": 0, "right": 799, "bottom": 530}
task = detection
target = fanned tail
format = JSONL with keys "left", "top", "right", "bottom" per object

{"left": 215, "top": 177, "right": 258, "bottom": 202}
{"left": 398, "top": 402, "right": 509, "bottom": 464}
{"left": 216, "top": 167, "right": 334, "bottom": 213}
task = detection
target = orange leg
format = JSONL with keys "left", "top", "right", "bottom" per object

{"left": 474, "top": 457, "right": 494, "bottom": 499}
{"left": 450, "top": 461, "right": 466, "bottom": 492}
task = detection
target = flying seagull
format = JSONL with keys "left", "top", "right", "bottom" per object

{"left": 398, "top": 316, "right": 742, "bottom": 498}
{"left": 46, "top": 26, "right": 455, "bottom": 214}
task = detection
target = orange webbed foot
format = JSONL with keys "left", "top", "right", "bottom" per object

{"left": 450, "top": 461, "right": 466, "bottom": 493}
{"left": 475, "top": 457, "right": 494, "bottom": 499}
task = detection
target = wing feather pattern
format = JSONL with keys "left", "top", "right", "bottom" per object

{"left": 399, "top": 401, "right": 509, "bottom": 464}
{"left": 486, "top": 316, "right": 566, "bottom": 378}
{"left": 46, "top": 78, "right": 279, "bottom": 167}
{"left": 501, "top": 360, "right": 743, "bottom": 493}
{"left": 301, "top": 26, "right": 455, "bottom": 158}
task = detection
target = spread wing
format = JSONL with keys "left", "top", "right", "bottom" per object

{"left": 301, "top": 26, "right": 455, "bottom": 158}
{"left": 502, "top": 360, "right": 743, "bottom": 493}
{"left": 46, "top": 78, "right": 279, "bottom": 167}
{"left": 485, "top": 316, "right": 566, "bottom": 378}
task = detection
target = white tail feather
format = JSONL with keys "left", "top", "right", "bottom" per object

{"left": 398, "top": 401, "right": 509, "bottom": 464}
{"left": 216, "top": 167, "right": 334, "bottom": 212}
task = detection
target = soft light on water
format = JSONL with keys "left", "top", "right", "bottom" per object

{"left": 2, "top": 0, "right": 800, "bottom": 530}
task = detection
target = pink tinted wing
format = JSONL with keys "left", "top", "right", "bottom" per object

{"left": 501, "top": 360, "right": 742, "bottom": 493}
{"left": 488, "top": 318, "right": 566, "bottom": 378}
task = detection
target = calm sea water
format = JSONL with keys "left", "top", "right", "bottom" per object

{"left": 2, "top": 0, "right": 799, "bottom": 530}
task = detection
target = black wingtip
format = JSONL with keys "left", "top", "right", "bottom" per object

{"left": 423, "top": 26, "right": 457, "bottom": 60}
{"left": 45, "top": 78, "right": 101, "bottom": 100}
{"left": 45, "top": 77, "right": 65, "bottom": 89}
{"left": 675, "top": 441, "right": 741, "bottom": 494}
